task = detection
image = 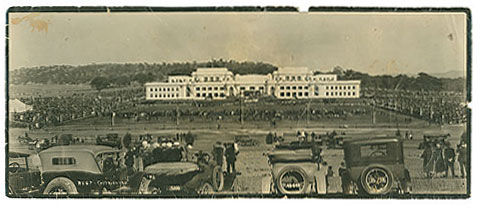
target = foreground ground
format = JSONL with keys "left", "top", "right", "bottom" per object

{"left": 8, "top": 114, "right": 468, "bottom": 195}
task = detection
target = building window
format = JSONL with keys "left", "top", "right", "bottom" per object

{"left": 176, "top": 88, "right": 179, "bottom": 91}
{"left": 155, "top": 94, "right": 158, "bottom": 98}
{"left": 348, "top": 92, "right": 351, "bottom": 96}
{"left": 214, "top": 93, "right": 218, "bottom": 97}
{"left": 304, "top": 86, "right": 308, "bottom": 90}
{"left": 204, "top": 77, "right": 208, "bottom": 82}
{"left": 353, "top": 86, "right": 356, "bottom": 89}
{"left": 280, "top": 86, "right": 285, "bottom": 90}
{"left": 202, "top": 87, "right": 206, "bottom": 91}
{"left": 52, "top": 157, "right": 76, "bottom": 165}
{"left": 196, "top": 87, "right": 200, "bottom": 91}
{"left": 298, "top": 92, "right": 303, "bottom": 97}
{"left": 250, "top": 86, "right": 255, "bottom": 90}
{"left": 331, "top": 92, "right": 334, "bottom": 96}
{"left": 215, "top": 77, "right": 220, "bottom": 81}
{"left": 326, "top": 92, "right": 329, "bottom": 96}
{"left": 335, "top": 86, "right": 338, "bottom": 90}
{"left": 208, "top": 87, "right": 212, "bottom": 90}
{"left": 196, "top": 93, "right": 200, "bottom": 97}
{"left": 150, "top": 88, "right": 153, "bottom": 92}
{"left": 335, "top": 92, "right": 338, "bottom": 96}
{"left": 331, "top": 86, "right": 334, "bottom": 90}
{"left": 286, "top": 86, "right": 291, "bottom": 90}
{"left": 220, "top": 87, "right": 225, "bottom": 90}
{"left": 214, "top": 87, "right": 218, "bottom": 90}
{"left": 285, "top": 76, "right": 289, "bottom": 81}
{"left": 344, "top": 92, "right": 346, "bottom": 96}
{"left": 202, "top": 93, "right": 206, "bottom": 97}
{"left": 240, "top": 87, "right": 245, "bottom": 90}
{"left": 286, "top": 92, "right": 291, "bottom": 96}
{"left": 347, "top": 86, "right": 351, "bottom": 90}
{"left": 291, "top": 76, "right": 295, "bottom": 81}
{"left": 297, "top": 76, "right": 302, "bottom": 81}
{"left": 293, "top": 86, "right": 297, "bottom": 90}
{"left": 304, "top": 92, "right": 309, "bottom": 96}
{"left": 210, "top": 77, "right": 214, "bottom": 82}
{"left": 353, "top": 92, "right": 356, "bottom": 96}
{"left": 280, "top": 92, "right": 285, "bottom": 97}
{"left": 150, "top": 94, "right": 153, "bottom": 98}
{"left": 154, "top": 88, "right": 158, "bottom": 92}
{"left": 259, "top": 86, "right": 264, "bottom": 90}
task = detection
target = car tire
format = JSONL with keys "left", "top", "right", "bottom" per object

{"left": 197, "top": 182, "right": 214, "bottom": 195}
{"left": 359, "top": 165, "right": 394, "bottom": 195}
{"left": 43, "top": 177, "right": 78, "bottom": 195}
{"left": 212, "top": 166, "right": 224, "bottom": 192}
{"left": 276, "top": 166, "right": 309, "bottom": 195}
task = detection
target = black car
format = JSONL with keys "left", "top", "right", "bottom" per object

{"left": 343, "top": 137, "right": 411, "bottom": 195}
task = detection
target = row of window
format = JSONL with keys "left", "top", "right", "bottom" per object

{"left": 274, "top": 76, "right": 335, "bottom": 82}
{"left": 196, "top": 92, "right": 226, "bottom": 98}
{"left": 279, "top": 92, "right": 310, "bottom": 97}
{"left": 194, "top": 76, "right": 232, "bottom": 82}
{"left": 150, "top": 87, "right": 180, "bottom": 92}
{"left": 325, "top": 85, "right": 356, "bottom": 90}
{"left": 279, "top": 86, "right": 309, "bottom": 90}
{"left": 239, "top": 86, "right": 265, "bottom": 91}
{"left": 195, "top": 86, "right": 226, "bottom": 91}
{"left": 325, "top": 91, "right": 356, "bottom": 96}
{"left": 150, "top": 93, "right": 180, "bottom": 98}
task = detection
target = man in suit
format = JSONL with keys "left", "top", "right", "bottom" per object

{"left": 443, "top": 142, "right": 456, "bottom": 178}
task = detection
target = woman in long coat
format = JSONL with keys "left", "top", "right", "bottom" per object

{"left": 433, "top": 143, "right": 446, "bottom": 177}
{"left": 421, "top": 144, "right": 433, "bottom": 178}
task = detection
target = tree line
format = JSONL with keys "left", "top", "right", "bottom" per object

{"left": 10, "top": 60, "right": 464, "bottom": 92}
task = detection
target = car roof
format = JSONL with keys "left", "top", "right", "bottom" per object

{"left": 344, "top": 137, "right": 401, "bottom": 146}
{"left": 39, "top": 144, "right": 120, "bottom": 156}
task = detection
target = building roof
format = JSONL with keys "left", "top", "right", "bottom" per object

{"left": 194, "top": 67, "right": 232, "bottom": 75}
{"left": 235, "top": 74, "right": 270, "bottom": 83}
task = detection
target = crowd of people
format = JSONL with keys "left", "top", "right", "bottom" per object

{"left": 420, "top": 139, "right": 467, "bottom": 178}
{"left": 12, "top": 88, "right": 142, "bottom": 129}
{"left": 367, "top": 88, "right": 467, "bottom": 125}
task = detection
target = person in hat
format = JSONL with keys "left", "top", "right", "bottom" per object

{"left": 443, "top": 141, "right": 456, "bottom": 178}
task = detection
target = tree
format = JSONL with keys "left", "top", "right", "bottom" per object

{"left": 90, "top": 76, "right": 110, "bottom": 92}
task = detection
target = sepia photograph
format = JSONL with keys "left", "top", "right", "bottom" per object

{"left": 5, "top": 7, "right": 470, "bottom": 198}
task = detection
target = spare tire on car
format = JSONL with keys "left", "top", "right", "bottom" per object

{"left": 359, "top": 165, "right": 394, "bottom": 195}
{"left": 275, "top": 166, "right": 309, "bottom": 195}
{"left": 211, "top": 165, "right": 224, "bottom": 192}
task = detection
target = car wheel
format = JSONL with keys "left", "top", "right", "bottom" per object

{"left": 212, "top": 166, "right": 224, "bottom": 192}
{"left": 359, "top": 166, "right": 394, "bottom": 195}
{"left": 43, "top": 177, "right": 78, "bottom": 195}
{"left": 276, "top": 166, "right": 309, "bottom": 195}
{"left": 197, "top": 182, "right": 214, "bottom": 195}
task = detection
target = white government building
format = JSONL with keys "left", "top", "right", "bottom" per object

{"left": 145, "top": 67, "right": 360, "bottom": 100}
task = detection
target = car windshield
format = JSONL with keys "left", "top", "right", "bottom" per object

{"left": 360, "top": 144, "right": 388, "bottom": 158}
{"left": 95, "top": 152, "right": 121, "bottom": 173}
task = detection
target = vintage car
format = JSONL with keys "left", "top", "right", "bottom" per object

{"left": 96, "top": 133, "right": 121, "bottom": 148}
{"left": 8, "top": 151, "right": 42, "bottom": 196}
{"left": 34, "top": 145, "right": 150, "bottom": 195}
{"left": 27, "top": 138, "right": 51, "bottom": 151}
{"left": 343, "top": 137, "right": 411, "bottom": 195}
{"left": 141, "top": 151, "right": 224, "bottom": 195}
{"left": 264, "top": 142, "right": 327, "bottom": 195}
{"left": 417, "top": 134, "right": 451, "bottom": 149}
{"left": 234, "top": 135, "right": 258, "bottom": 147}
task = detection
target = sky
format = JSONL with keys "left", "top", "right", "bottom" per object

{"left": 8, "top": 12, "right": 467, "bottom": 76}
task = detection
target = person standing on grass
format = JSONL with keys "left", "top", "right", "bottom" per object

{"left": 421, "top": 143, "right": 433, "bottom": 178}
{"left": 225, "top": 142, "right": 239, "bottom": 174}
{"left": 443, "top": 142, "right": 456, "bottom": 178}
{"left": 433, "top": 143, "right": 446, "bottom": 177}
{"left": 457, "top": 143, "right": 467, "bottom": 178}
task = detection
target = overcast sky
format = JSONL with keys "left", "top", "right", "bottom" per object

{"left": 8, "top": 12, "right": 466, "bottom": 75}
